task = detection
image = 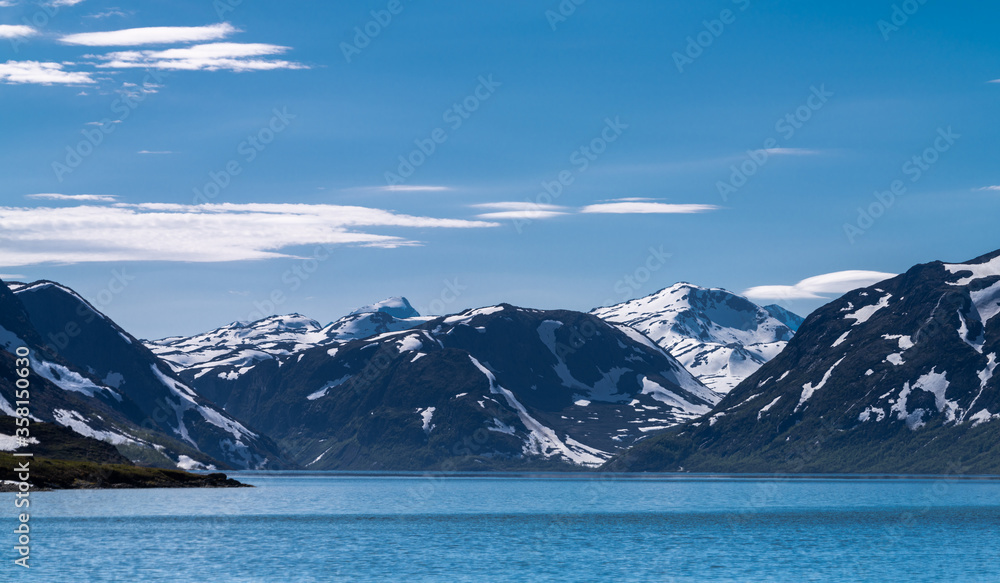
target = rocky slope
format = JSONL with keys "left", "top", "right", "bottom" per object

{"left": 611, "top": 250, "right": 1000, "bottom": 474}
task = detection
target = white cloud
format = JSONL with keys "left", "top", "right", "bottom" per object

{"left": 0, "top": 61, "right": 95, "bottom": 85}
{"left": 0, "top": 25, "right": 36, "bottom": 39}
{"left": 0, "top": 274, "right": 25, "bottom": 280}
{"left": 25, "top": 193, "right": 118, "bottom": 202}
{"left": 471, "top": 202, "right": 570, "bottom": 220}
{"left": 375, "top": 185, "right": 452, "bottom": 192}
{"left": 579, "top": 202, "right": 720, "bottom": 214}
{"left": 60, "top": 23, "right": 237, "bottom": 46}
{"left": 757, "top": 148, "right": 821, "bottom": 156}
{"left": 743, "top": 270, "right": 897, "bottom": 301}
{"left": 86, "top": 9, "right": 130, "bottom": 19}
{"left": 976, "top": 186, "right": 1000, "bottom": 191}
{"left": 0, "top": 203, "right": 499, "bottom": 267}
{"left": 93, "top": 42, "right": 306, "bottom": 72}
{"left": 48, "top": 0, "right": 87, "bottom": 6}
{"left": 137, "top": 150, "right": 174, "bottom": 155}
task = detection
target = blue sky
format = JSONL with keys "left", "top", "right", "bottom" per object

{"left": 1, "top": 0, "right": 998, "bottom": 338}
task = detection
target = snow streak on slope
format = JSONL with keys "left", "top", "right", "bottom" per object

{"left": 468, "top": 355, "right": 609, "bottom": 467}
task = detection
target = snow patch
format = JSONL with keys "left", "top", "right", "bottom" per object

{"left": 0, "top": 434, "right": 39, "bottom": 451}
{"left": 397, "top": 335, "right": 424, "bottom": 353}
{"left": 758, "top": 396, "right": 782, "bottom": 420}
{"left": 416, "top": 407, "right": 436, "bottom": 434}
{"left": 844, "top": 294, "right": 892, "bottom": 326}
{"left": 176, "top": 455, "right": 210, "bottom": 471}
{"left": 796, "top": 357, "right": 845, "bottom": 411}
{"left": 307, "top": 376, "right": 352, "bottom": 401}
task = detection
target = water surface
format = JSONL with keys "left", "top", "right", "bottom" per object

{"left": 4, "top": 473, "right": 999, "bottom": 582}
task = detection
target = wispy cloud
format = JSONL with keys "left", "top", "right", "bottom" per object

{"left": 0, "top": 25, "right": 37, "bottom": 39}
{"left": 757, "top": 147, "right": 822, "bottom": 156}
{"left": 0, "top": 203, "right": 499, "bottom": 267}
{"left": 471, "top": 202, "right": 570, "bottom": 220}
{"left": 743, "top": 270, "right": 897, "bottom": 300}
{"left": 976, "top": 186, "right": 1000, "bottom": 191}
{"left": 137, "top": 150, "right": 174, "bottom": 155}
{"left": 580, "top": 202, "right": 720, "bottom": 214}
{"left": 86, "top": 8, "right": 131, "bottom": 19}
{"left": 48, "top": 0, "right": 87, "bottom": 6}
{"left": 0, "top": 274, "right": 26, "bottom": 280}
{"left": 93, "top": 42, "right": 306, "bottom": 72}
{"left": 374, "top": 185, "right": 452, "bottom": 193}
{"left": 0, "top": 61, "right": 95, "bottom": 85}
{"left": 60, "top": 23, "right": 237, "bottom": 46}
{"left": 25, "top": 193, "right": 118, "bottom": 202}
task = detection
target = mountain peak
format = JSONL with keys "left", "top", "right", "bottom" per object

{"left": 592, "top": 283, "right": 797, "bottom": 393}
{"left": 763, "top": 304, "right": 806, "bottom": 332}
{"left": 350, "top": 296, "right": 420, "bottom": 319}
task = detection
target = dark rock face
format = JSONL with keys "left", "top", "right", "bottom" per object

{"left": 612, "top": 250, "right": 1000, "bottom": 474}
{"left": 1, "top": 280, "right": 287, "bottom": 470}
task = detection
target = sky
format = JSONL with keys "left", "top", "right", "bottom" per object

{"left": 1, "top": 0, "right": 998, "bottom": 339}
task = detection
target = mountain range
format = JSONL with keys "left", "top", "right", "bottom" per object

{"left": 198, "top": 304, "right": 719, "bottom": 470}
{"left": 4, "top": 247, "right": 998, "bottom": 475}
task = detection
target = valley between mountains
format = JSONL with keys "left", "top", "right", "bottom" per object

{"left": 2, "top": 248, "right": 998, "bottom": 475}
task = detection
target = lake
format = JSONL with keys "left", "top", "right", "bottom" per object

{"left": 4, "top": 473, "right": 1000, "bottom": 582}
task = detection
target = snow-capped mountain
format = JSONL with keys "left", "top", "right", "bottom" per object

{"left": 592, "top": 283, "right": 798, "bottom": 393}
{"left": 762, "top": 304, "right": 805, "bottom": 331}
{"left": 2, "top": 280, "right": 287, "bottom": 470}
{"left": 217, "top": 304, "right": 720, "bottom": 470}
{"left": 616, "top": 249, "right": 1000, "bottom": 474}
{"left": 146, "top": 297, "right": 429, "bottom": 403}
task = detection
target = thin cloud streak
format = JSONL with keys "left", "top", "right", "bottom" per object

{"left": 580, "top": 202, "right": 720, "bottom": 214}
{"left": 26, "top": 193, "right": 118, "bottom": 202}
{"left": 60, "top": 23, "right": 237, "bottom": 46}
{"left": 92, "top": 42, "right": 306, "bottom": 72}
{"left": 0, "top": 203, "right": 500, "bottom": 267}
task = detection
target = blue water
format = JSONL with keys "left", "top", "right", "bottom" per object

{"left": 4, "top": 473, "right": 1000, "bottom": 582}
